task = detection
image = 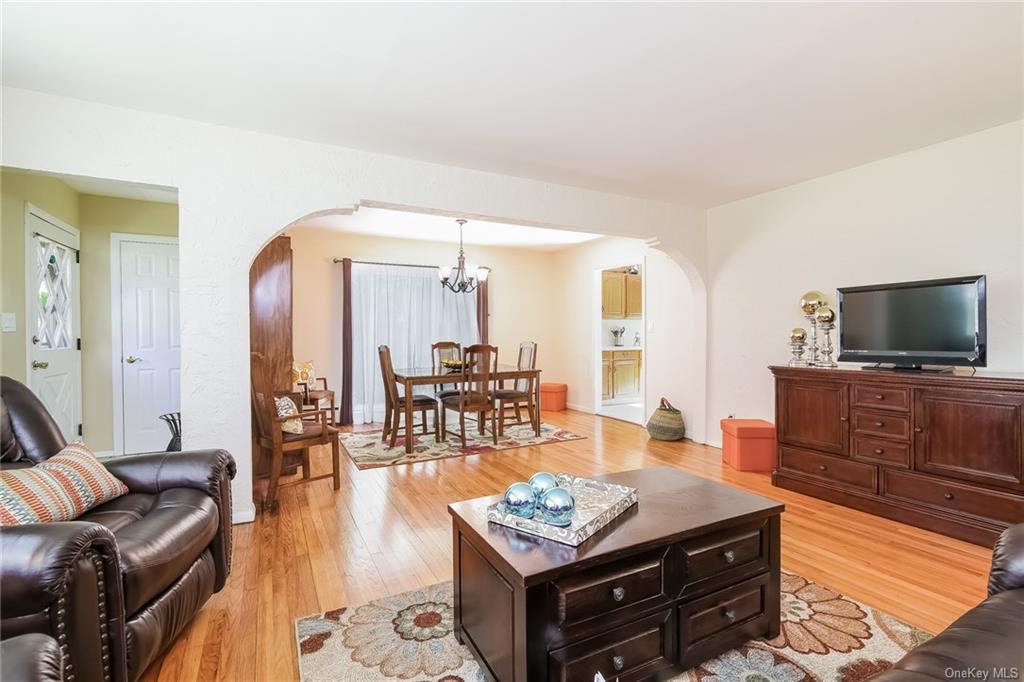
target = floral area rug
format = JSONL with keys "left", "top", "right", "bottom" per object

{"left": 295, "top": 573, "right": 931, "bottom": 682}
{"left": 339, "top": 421, "right": 584, "bottom": 470}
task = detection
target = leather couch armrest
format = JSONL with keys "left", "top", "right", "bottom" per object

{"left": 988, "top": 523, "right": 1024, "bottom": 596}
{"left": 102, "top": 449, "right": 236, "bottom": 591}
{"left": 1, "top": 634, "right": 65, "bottom": 682}
{"left": 0, "top": 522, "right": 119, "bottom": 616}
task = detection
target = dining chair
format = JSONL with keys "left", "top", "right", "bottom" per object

{"left": 297, "top": 374, "right": 337, "bottom": 425}
{"left": 439, "top": 344, "right": 499, "bottom": 447}
{"left": 431, "top": 341, "right": 462, "bottom": 399}
{"left": 379, "top": 345, "right": 440, "bottom": 447}
{"left": 250, "top": 352, "right": 340, "bottom": 511}
{"left": 494, "top": 341, "right": 539, "bottom": 435}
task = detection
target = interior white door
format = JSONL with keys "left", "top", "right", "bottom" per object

{"left": 27, "top": 211, "right": 82, "bottom": 442}
{"left": 118, "top": 240, "right": 181, "bottom": 454}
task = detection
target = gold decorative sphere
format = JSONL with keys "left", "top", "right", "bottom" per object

{"left": 790, "top": 328, "right": 807, "bottom": 343}
{"left": 814, "top": 305, "right": 836, "bottom": 324}
{"left": 800, "top": 290, "right": 828, "bottom": 315}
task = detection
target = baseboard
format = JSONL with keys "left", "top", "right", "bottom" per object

{"left": 705, "top": 438, "right": 723, "bottom": 449}
{"left": 232, "top": 502, "right": 256, "bottom": 524}
{"left": 564, "top": 402, "right": 591, "bottom": 413}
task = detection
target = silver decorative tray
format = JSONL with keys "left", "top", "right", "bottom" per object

{"left": 487, "top": 473, "right": 638, "bottom": 546}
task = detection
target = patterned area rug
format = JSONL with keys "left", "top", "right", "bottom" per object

{"left": 296, "top": 573, "right": 931, "bottom": 682}
{"left": 339, "top": 422, "right": 584, "bottom": 469}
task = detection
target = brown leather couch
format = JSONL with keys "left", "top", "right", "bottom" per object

{"left": 876, "top": 523, "right": 1024, "bottom": 681}
{"left": 1, "top": 376, "right": 235, "bottom": 682}
{"left": 2, "top": 633, "right": 65, "bottom": 682}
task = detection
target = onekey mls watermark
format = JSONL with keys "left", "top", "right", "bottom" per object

{"left": 945, "top": 668, "right": 1020, "bottom": 680}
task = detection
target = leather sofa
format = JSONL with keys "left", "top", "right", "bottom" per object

{"left": 1, "top": 376, "right": 236, "bottom": 682}
{"left": 2, "top": 633, "right": 65, "bottom": 682}
{"left": 876, "top": 523, "right": 1024, "bottom": 681}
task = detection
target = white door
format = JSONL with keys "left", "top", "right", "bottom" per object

{"left": 117, "top": 239, "right": 181, "bottom": 454}
{"left": 26, "top": 209, "right": 82, "bottom": 442}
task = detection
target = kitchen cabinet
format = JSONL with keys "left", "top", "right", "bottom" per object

{"left": 602, "top": 350, "right": 642, "bottom": 400}
{"left": 601, "top": 354, "right": 613, "bottom": 400}
{"left": 625, "top": 273, "right": 642, "bottom": 318}
{"left": 601, "top": 271, "right": 643, "bottom": 320}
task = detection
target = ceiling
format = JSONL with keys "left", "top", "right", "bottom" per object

{"left": 5, "top": 168, "right": 179, "bottom": 204}
{"left": 2, "top": 3, "right": 1020, "bottom": 206}
{"left": 293, "top": 207, "right": 602, "bottom": 250}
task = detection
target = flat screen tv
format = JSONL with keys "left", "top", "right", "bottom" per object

{"left": 837, "top": 275, "right": 986, "bottom": 369}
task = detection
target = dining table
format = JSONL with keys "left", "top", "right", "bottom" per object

{"left": 391, "top": 364, "right": 542, "bottom": 453}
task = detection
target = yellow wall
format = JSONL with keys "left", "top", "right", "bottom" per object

{"left": 1, "top": 169, "right": 80, "bottom": 381}
{"left": 0, "top": 168, "right": 178, "bottom": 450}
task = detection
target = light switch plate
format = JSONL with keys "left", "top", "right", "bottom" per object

{"left": 1, "top": 313, "right": 16, "bottom": 333}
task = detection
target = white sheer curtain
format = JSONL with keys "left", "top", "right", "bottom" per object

{"left": 351, "top": 263, "right": 479, "bottom": 424}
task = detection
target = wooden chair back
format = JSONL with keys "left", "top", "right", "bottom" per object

{"left": 378, "top": 345, "right": 402, "bottom": 408}
{"left": 457, "top": 344, "right": 498, "bottom": 406}
{"left": 514, "top": 342, "right": 538, "bottom": 392}
{"left": 250, "top": 351, "right": 277, "bottom": 440}
{"left": 432, "top": 341, "right": 461, "bottom": 392}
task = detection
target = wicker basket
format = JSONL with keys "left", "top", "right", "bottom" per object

{"left": 647, "top": 398, "right": 685, "bottom": 441}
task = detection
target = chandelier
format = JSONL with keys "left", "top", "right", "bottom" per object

{"left": 438, "top": 219, "right": 490, "bottom": 294}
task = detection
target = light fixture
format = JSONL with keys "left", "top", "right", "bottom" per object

{"left": 439, "top": 219, "right": 490, "bottom": 293}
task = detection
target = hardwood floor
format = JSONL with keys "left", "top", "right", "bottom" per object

{"left": 141, "top": 409, "right": 993, "bottom": 682}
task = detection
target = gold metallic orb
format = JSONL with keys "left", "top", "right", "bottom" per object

{"left": 790, "top": 328, "right": 807, "bottom": 343}
{"left": 814, "top": 305, "right": 836, "bottom": 324}
{"left": 800, "top": 290, "right": 828, "bottom": 315}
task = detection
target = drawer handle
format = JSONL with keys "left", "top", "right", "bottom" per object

{"left": 874, "top": 448, "right": 884, "bottom": 455}
{"left": 819, "top": 464, "right": 827, "bottom": 471}
{"left": 874, "top": 421, "right": 884, "bottom": 427}
{"left": 723, "top": 549, "right": 736, "bottom": 564}
{"left": 944, "top": 492, "right": 954, "bottom": 500}
{"left": 724, "top": 608, "right": 737, "bottom": 622}
{"left": 611, "top": 586, "right": 626, "bottom": 602}
{"left": 874, "top": 394, "right": 885, "bottom": 400}
{"left": 914, "top": 427, "right": 923, "bottom": 433}
{"left": 612, "top": 655, "right": 625, "bottom": 672}
{"left": 839, "top": 416, "right": 848, "bottom": 422}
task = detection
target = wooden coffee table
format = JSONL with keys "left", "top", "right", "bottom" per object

{"left": 448, "top": 467, "right": 784, "bottom": 682}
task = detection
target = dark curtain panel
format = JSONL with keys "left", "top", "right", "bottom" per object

{"left": 339, "top": 257, "right": 354, "bottom": 425}
{"left": 476, "top": 280, "right": 489, "bottom": 344}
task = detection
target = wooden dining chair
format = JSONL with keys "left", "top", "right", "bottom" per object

{"left": 431, "top": 341, "right": 462, "bottom": 399}
{"left": 494, "top": 342, "right": 539, "bottom": 435}
{"left": 379, "top": 345, "right": 440, "bottom": 447}
{"left": 439, "top": 344, "right": 499, "bottom": 447}
{"left": 250, "top": 352, "right": 340, "bottom": 511}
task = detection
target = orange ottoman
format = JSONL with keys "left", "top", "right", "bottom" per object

{"left": 540, "top": 383, "right": 567, "bottom": 411}
{"left": 721, "top": 419, "right": 776, "bottom": 472}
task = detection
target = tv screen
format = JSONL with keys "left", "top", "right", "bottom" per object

{"left": 837, "top": 275, "right": 986, "bottom": 367}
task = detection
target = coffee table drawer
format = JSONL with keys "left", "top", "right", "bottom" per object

{"left": 779, "top": 446, "right": 878, "bottom": 493}
{"left": 678, "top": 573, "right": 771, "bottom": 668}
{"left": 680, "top": 521, "right": 768, "bottom": 595}
{"left": 549, "top": 609, "right": 675, "bottom": 682}
{"left": 554, "top": 548, "right": 667, "bottom": 626}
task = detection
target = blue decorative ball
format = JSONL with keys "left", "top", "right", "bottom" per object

{"left": 538, "top": 487, "right": 575, "bottom": 527}
{"left": 503, "top": 482, "right": 537, "bottom": 519}
{"left": 529, "top": 472, "right": 558, "bottom": 498}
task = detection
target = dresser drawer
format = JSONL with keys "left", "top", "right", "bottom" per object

{"left": 852, "top": 436, "right": 910, "bottom": 467}
{"left": 853, "top": 384, "right": 910, "bottom": 412}
{"left": 883, "top": 470, "right": 1024, "bottom": 525}
{"left": 549, "top": 609, "right": 675, "bottom": 682}
{"left": 680, "top": 521, "right": 768, "bottom": 595}
{"left": 553, "top": 548, "right": 667, "bottom": 627}
{"left": 678, "top": 573, "right": 771, "bottom": 668}
{"left": 779, "top": 446, "right": 878, "bottom": 493}
{"left": 852, "top": 409, "right": 910, "bottom": 441}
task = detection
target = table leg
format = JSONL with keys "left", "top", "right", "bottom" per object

{"left": 534, "top": 373, "right": 541, "bottom": 437}
{"left": 404, "top": 379, "right": 414, "bottom": 454}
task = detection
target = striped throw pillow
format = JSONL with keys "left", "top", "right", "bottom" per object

{"left": 0, "top": 442, "right": 129, "bottom": 525}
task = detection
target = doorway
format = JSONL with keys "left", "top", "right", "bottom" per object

{"left": 25, "top": 204, "right": 82, "bottom": 441}
{"left": 111, "top": 233, "right": 181, "bottom": 454}
{"left": 596, "top": 263, "right": 645, "bottom": 425}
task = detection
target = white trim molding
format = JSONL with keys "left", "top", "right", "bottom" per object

{"left": 232, "top": 502, "right": 257, "bottom": 524}
{"left": 109, "top": 232, "right": 181, "bottom": 456}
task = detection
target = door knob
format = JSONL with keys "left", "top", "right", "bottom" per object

{"left": 31, "top": 360, "right": 49, "bottom": 369}
{"left": 125, "top": 356, "right": 141, "bottom": 364}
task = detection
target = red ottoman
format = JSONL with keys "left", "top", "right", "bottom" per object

{"left": 540, "top": 383, "right": 567, "bottom": 411}
{"left": 721, "top": 419, "right": 776, "bottom": 472}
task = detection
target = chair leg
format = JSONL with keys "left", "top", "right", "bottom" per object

{"left": 515, "top": 403, "right": 523, "bottom": 424}
{"left": 381, "top": 403, "right": 391, "bottom": 442}
{"left": 433, "top": 408, "right": 441, "bottom": 443}
{"left": 389, "top": 405, "right": 401, "bottom": 448}
{"left": 478, "top": 411, "right": 485, "bottom": 435}
{"left": 331, "top": 439, "right": 341, "bottom": 490}
{"left": 459, "top": 409, "right": 467, "bottom": 448}
{"left": 528, "top": 394, "right": 539, "bottom": 433}
{"left": 421, "top": 408, "right": 428, "bottom": 434}
{"left": 265, "top": 446, "right": 283, "bottom": 511}
{"left": 301, "top": 448, "right": 311, "bottom": 479}
{"left": 497, "top": 400, "right": 504, "bottom": 437}
{"left": 491, "top": 407, "right": 499, "bottom": 445}
{"left": 440, "top": 404, "right": 447, "bottom": 441}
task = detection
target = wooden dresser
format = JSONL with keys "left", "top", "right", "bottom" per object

{"left": 770, "top": 366, "right": 1024, "bottom": 546}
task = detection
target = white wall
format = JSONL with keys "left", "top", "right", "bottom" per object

{"left": 0, "top": 87, "right": 707, "bottom": 522}
{"left": 549, "top": 239, "right": 707, "bottom": 443}
{"left": 705, "top": 121, "right": 1023, "bottom": 446}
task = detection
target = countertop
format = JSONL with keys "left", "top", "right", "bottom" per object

{"left": 603, "top": 346, "right": 643, "bottom": 352}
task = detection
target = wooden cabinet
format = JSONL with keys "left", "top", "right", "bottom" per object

{"left": 772, "top": 366, "right": 1024, "bottom": 546}
{"left": 625, "top": 274, "right": 642, "bottom": 319}
{"left": 602, "top": 271, "right": 642, "bottom": 319}
{"left": 601, "top": 272, "right": 626, "bottom": 318}
{"left": 603, "top": 350, "right": 642, "bottom": 400}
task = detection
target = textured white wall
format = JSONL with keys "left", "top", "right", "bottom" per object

{"left": 1, "top": 87, "right": 707, "bottom": 521}
{"left": 705, "top": 121, "right": 1023, "bottom": 446}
